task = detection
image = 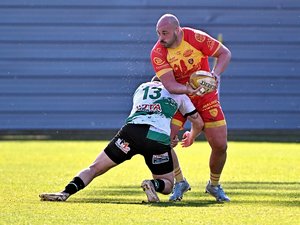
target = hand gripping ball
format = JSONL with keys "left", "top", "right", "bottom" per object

{"left": 189, "top": 70, "right": 217, "bottom": 95}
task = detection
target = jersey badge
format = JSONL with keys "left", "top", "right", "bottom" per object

{"left": 209, "top": 108, "right": 218, "bottom": 117}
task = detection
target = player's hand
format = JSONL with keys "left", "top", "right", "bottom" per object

{"left": 181, "top": 131, "right": 194, "bottom": 148}
{"left": 212, "top": 71, "right": 220, "bottom": 86}
{"left": 185, "top": 82, "right": 202, "bottom": 96}
{"left": 171, "top": 135, "right": 179, "bottom": 148}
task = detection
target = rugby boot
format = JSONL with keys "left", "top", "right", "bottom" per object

{"left": 205, "top": 180, "right": 230, "bottom": 202}
{"left": 169, "top": 178, "right": 191, "bottom": 201}
{"left": 141, "top": 180, "right": 160, "bottom": 202}
{"left": 39, "top": 192, "right": 70, "bottom": 201}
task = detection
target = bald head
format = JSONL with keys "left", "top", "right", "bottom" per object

{"left": 156, "top": 14, "right": 180, "bottom": 29}
{"left": 155, "top": 14, "right": 182, "bottom": 48}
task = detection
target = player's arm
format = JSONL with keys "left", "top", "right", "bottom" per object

{"left": 176, "top": 94, "right": 203, "bottom": 147}
{"left": 170, "top": 122, "right": 181, "bottom": 148}
{"left": 211, "top": 44, "right": 231, "bottom": 77}
{"left": 181, "top": 111, "right": 203, "bottom": 148}
{"left": 159, "top": 71, "right": 200, "bottom": 95}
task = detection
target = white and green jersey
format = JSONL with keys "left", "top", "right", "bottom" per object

{"left": 126, "top": 81, "right": 196, "bottom": 145}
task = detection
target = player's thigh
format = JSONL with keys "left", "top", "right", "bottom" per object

{"left": 103, "top": 124, "right": 142, "bottom": 164}
{"left": 204, "top": 125, "right": 227, "bottom": 150}
{"left": 142, "top": 141, "right": 174, "bottom": 176}
{"left": 90, "top": 151, "right": 118, "bottom": 175}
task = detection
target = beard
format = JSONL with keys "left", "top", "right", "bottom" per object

{"left": 160, "top": 32, "right": 177, "bottom": 48}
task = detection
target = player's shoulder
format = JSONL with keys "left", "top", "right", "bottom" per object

{"left": 183, "top": 27, "right": 212, "bottom": 47}
{"left": 183, "top": 27, "right": 207, "bottom": 34}
{"left": 151, "top": 41, "right": 161, "bottom": 51}
{"left": 183, "top": 27, "right": 209, "bottom": 39}
{"left": 151, "top": 41, "right": 167, "bottom": 56}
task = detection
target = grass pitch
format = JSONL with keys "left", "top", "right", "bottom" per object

{"left": 0, "top": 141, "right": 299, "bottom": 225}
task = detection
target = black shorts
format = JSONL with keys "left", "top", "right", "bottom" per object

{"left": 104, "top": 124, "right": 173, "bottom": 175}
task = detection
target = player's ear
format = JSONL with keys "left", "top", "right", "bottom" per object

{"left": 174, "top": 26, "right": 180, "bottom": 35}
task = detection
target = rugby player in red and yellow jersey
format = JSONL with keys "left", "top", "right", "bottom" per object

{"left": 150, "top": 14, "right": 231, "bottom": 202}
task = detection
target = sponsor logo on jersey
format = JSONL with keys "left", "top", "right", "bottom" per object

{"left": 168, "top": 56, "right": 177, "bottom": 63}
{"left": 115, "top": 138, "right": 130, "bottom": 154}
{"left": 152, "top": 152, "right": 169, "bottom": 164}
{"left": 203, "top": 100, "right": 219, "bottom": 110}
{"left": 183, "top": 49, "right": 193, "bottom": 57}
{"left": 136, "top": 103, "right": 162, "bottom": 113}
{"left": 153, "top": 57, "right": 165, "bottom": 66}
{"left": 195, "top": 33, "right": 206, "bottom": 43}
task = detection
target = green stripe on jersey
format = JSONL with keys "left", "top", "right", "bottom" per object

{"left": 146, "top": 129, "right": 170, "bottom": 145}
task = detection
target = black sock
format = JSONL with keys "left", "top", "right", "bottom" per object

{"left": 63, "top": 176, "right": 85, "bottom": 195}
{"left": 150, "top": 179, "right": 165, "bottom": 193}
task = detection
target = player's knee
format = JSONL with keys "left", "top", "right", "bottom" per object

{"left": 89, "top": 162, "right": 106, "bottom": 177}
{"left": 164, "top": 188, "right": 173, "bottom": 195}
{"left": 157, "top": 177, "right": 173, "bottom": 194}
{"left": 212, "top": 142, "right": 227, "bottom": 153}
{"left": 162, "top": 184, "right": 173, "bottom": 194}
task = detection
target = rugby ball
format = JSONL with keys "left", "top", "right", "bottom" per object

{"left": 189, "top": 70, "right": 217, "bottom": 95}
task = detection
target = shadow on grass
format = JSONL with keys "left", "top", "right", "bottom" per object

{"left": 70, "top": 197, "right": 218, "bottom": 207}
{"left": 63, "top": 181, "right": 300, "bottom": 207}
{"left": 224, "top": 181, "right": 300, "bottom": 207}
{"left": 224, "top": 181, "right": 300, "bottom": 190}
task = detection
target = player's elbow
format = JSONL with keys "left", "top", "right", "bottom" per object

{"left": 226, "top": 49, "right": 232, "bottom": 62}
{"left": 223, "top": 46, "right": 232, "bottom": 62}
{"left": 218, "top": 45, "right": 232, "bottom": 63}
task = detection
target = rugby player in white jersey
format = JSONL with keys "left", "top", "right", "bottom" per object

{"left": 39, "top": 78, "right": 203, "bottom": 202}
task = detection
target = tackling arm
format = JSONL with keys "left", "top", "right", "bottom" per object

{"left": 181, "top": 112, "right": 204, "bottom": 148}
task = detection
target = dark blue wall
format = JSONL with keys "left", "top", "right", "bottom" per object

{"left": 0, "top": 0, "right": 299, "bottom": 134}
